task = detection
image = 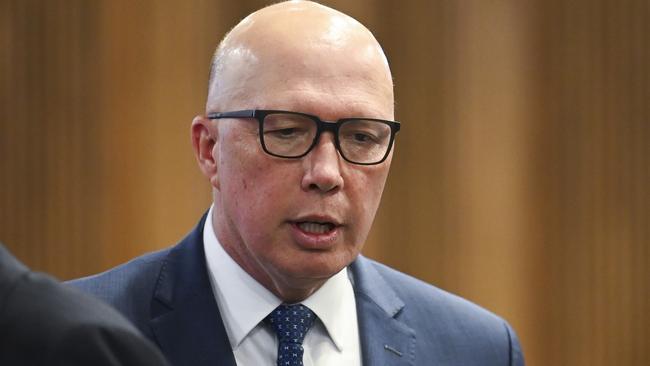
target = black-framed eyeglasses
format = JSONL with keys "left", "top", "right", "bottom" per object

{"left": 207, "top": 109, "right": 401, "bottom": 165}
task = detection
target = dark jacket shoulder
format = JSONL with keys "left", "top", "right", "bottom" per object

{"left": 0, "top": 244, "right": 169, "bottom": 366}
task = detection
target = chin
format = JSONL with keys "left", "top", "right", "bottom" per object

{"left": 290, "top": 252, "right": 355, "bottom": 280}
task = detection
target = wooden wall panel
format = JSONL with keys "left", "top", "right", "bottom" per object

{"left": 528, "top": 1, "right": 649, "bottom": 364}
{"left": 1, "top": 0, "right": 104, "bottom": 277}
{"left": 1, "top": 1, "right": 648, "bottom": 365}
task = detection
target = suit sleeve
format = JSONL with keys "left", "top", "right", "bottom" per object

{"left": 51, "top": 324, "right": 169, "bottom": 366}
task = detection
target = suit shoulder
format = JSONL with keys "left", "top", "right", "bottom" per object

{"left": 3, "top": 271, "right": 169, "bottom": 365}
{"left": 364, "top": 257, "right": 505, "bottom": 322}
{"left": 70, "top": 247, "right": 168, "bottom": 289}
{"left": 356, "top": 257, "right": 522, "bottom": 361}
{"left": 0, "top": 269, "right": 142, "bottom": 363}
{"left": 354, "top": 257, "right": 524, "bottom": 364}
{"left": 2, "top": 270, "right": 137, "bottom": 328}
{"left": 68, "top": 248, "right": 170, "bottom": 322}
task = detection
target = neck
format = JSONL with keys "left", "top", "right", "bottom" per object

{"left": 222, "top": 240, "right": 326, "bottom": 302}
{"left": 266, "top": 276, "right": 327, "bottom": 303}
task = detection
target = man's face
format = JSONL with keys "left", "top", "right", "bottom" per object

{"left": 202, "top": 15, "right": 395, "bottom": 299}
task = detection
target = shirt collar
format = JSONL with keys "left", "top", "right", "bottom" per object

{"left": 302, "top": 266, "right": 352, "bottom": 352}
{"left": 203, "top": 205, "right": 352, "bottom": 352}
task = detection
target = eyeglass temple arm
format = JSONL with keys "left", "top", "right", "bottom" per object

{"left": 207, "top": 110, "right": 256, "bottom": 119}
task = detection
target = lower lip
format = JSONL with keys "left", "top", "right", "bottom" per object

{"left": 289, "top": 222, "right": 340, "bottom": 249}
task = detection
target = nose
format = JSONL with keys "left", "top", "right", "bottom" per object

{"left": 300, "top": 132, "right": 344, "bottom": 193}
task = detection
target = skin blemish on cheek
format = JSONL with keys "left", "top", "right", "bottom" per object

{"left": 242, "top": 178, "right": 248, "bottom": 190}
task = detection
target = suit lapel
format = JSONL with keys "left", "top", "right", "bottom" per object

{"left": 350, "top": 256, "right": 416, "bottom": 366}
{"left": 149, "top": 214, "right": 237, "bottom": 366}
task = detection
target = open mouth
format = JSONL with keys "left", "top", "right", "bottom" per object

{"left": 296, "top": 221, "right": 336, "bottom": 234}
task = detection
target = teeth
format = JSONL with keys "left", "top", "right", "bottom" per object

{"left": 298, "top": 222, "right": 333, "bottom": 234}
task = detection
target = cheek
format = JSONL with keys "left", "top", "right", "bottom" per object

{"left": 347, "top": 167, "right": 390, "bottom": 227}
{"left": 219, "top": 143, "right": 297, "bottom": 226}
{"left": 357, "top": 165, "right": 389, "bottom": 198}
{"left": 218, "top": 129, "right": 265, "bottom": 193}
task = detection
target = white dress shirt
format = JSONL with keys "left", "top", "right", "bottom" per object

{"left": 203, "top": 206, "right": 362, "bottom": 366}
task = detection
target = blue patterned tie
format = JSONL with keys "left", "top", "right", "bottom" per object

{"left": 266, "top": 304, "right": 316, "bottom": 366}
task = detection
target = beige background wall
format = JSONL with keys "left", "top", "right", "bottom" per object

{"left": 1, "top": 1, "right": 648, "bottom": 365}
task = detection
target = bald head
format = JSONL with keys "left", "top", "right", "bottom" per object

{"left": 207, "top": 0, "right": 393, "bottom": 117}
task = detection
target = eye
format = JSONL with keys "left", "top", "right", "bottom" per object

{"left": 340, "top": 120, "right": 391, "bottom": 147}
{"left": 266, "top": 127, "right": 308, "bottom": 139}
{"left": 342, "top": 129, "right": 381, "bottom": 145}
{"left": 276, "top": 128, "right": 298, "bottom": 136}
{"left": 263, "top": 113, "right": 314, "bottom": 141}
{"left": 353, "top": 132, "right": 374, "bottom": 142}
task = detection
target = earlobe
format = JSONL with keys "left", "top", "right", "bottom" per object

{"left": 191, "top": 115, "right": 220, "bottom": 190}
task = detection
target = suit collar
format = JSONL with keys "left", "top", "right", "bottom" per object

{"left": 350, "top": 256, "right": 416, "bottom": 366}
{"left": 149, "top": 213, "right": 237, "bottom": 366}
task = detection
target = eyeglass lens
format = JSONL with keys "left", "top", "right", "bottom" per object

{"left": 262, "top": 113, "right": 392, "bottom": 164}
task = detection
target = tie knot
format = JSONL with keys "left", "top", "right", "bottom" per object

{"left": 266, "top": 304, "right": 316, "bottom": 345}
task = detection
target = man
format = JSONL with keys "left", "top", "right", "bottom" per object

{"left": 0, "top": 243, "right": 169, "bottom": 366}
{"left": 71, "top": 1, "right": 524, "bottom": 365}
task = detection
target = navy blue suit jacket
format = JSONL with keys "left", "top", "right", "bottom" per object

{"left": 70, "top": 214, "right": 524, "bottom": 366}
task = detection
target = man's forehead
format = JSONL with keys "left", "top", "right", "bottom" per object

{"left": 207, "top": 1, "right": 393, "bottom": 116}
{"left": 211, "top": 74, "right": 393, "bottom": 120}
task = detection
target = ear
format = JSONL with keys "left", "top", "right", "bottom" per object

{"left": 191, "top": 115, "right": 220, "bottom": 190}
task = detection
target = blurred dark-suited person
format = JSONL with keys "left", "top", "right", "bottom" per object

{"left": 0, "top": 243, "right": 169, "bottom": 366}
{"left": 70, "top": 1, "right": 524, "bottom": 365}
